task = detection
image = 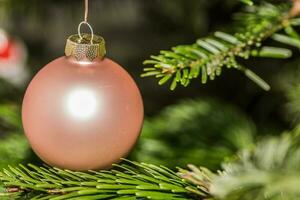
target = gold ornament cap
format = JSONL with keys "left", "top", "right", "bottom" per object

{"left": 65, "top": 22, "right": 106, "bottom": 61}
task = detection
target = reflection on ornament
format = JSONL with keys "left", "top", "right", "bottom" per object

{"left": 66, "top": 87, "right": 99, "bottom": 120}
{"left": 0, "top": 29, "right": 28, "bottom": 86}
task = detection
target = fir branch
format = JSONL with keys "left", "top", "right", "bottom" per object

{"left": 0, "top": 160, "right": 212, "bottom": 200}
{"left": 142, "top": 3, "right": 299, "bottom": 91}
{"left": 132, "top": 98, "right": 255, "bottom": 170}
{"left": 211, "top": 129, "right": 300, "bottom": 200}
{"left": 178, "top": 128, "right": 300, "bottom": 200}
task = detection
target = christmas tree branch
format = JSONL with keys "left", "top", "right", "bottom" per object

{"left": 211, "top": 129, "right": 300, "bottom": 200}
{"left": 181, "top": 127, "right": 300, "bottom": 200}
{"left": 1, "top": 129, "right": 299, "bottom": 200}
{"left": 0, "top": 160, "right": 212, "bottom": 200}
{"left": 142, "top": 2, "right": 300, "bottom": 90}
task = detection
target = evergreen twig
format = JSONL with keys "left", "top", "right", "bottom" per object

{"left": 0, "top": 160, "right": 212, "bottom": 200}
{"left": 178, "top": 127, "right": 300, "bottom": 200}
{"left": 132, "top": 98, "right": 255, "bottom": 170}
{"left": 1, "top": 130, "right": 300, "bottom": 200}
{"left": 142, "top": 2, "right": 300, "bottom": 90}
{"left": 211, "top": 129, "right": 300, "bottom": 200}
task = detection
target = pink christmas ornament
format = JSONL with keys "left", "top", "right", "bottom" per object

{"left": 22, "top": 23, "right": 144, "bottom": 171}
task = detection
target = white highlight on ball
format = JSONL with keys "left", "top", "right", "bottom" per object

{"left": 66, "top": 87, "right": 98, "bottom": 120}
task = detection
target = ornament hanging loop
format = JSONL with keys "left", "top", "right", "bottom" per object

{"left": 77, "top": 21, "right": 94, "bottom": 44}
{"left": 65, "top": 0, "right": 106, "bottom": 61}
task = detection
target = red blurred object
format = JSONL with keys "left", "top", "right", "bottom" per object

{"left": 0, "top": 29, "right": 28, "bottom": 86}
{"left": 0, "top": 40, "right": 12, "bottom": 59}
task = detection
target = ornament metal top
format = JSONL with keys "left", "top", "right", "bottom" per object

{"left": 65, "top": 22, "right": 106, "bottom": 61}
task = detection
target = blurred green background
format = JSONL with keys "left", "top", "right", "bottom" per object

{"left": 0, "top": 0, "right": 299, "bottom": 170}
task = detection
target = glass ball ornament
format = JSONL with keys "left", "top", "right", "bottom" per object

{"left": 22, "top": 33, "right": 144, "bottom": 171}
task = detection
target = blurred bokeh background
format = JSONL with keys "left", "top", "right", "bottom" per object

{"left": 0, "top": 0, "right": 299, "bottom": 170}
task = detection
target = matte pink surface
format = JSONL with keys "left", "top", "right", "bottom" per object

{"left": 22, "top": 57, "right": 144, "bottom": 171}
